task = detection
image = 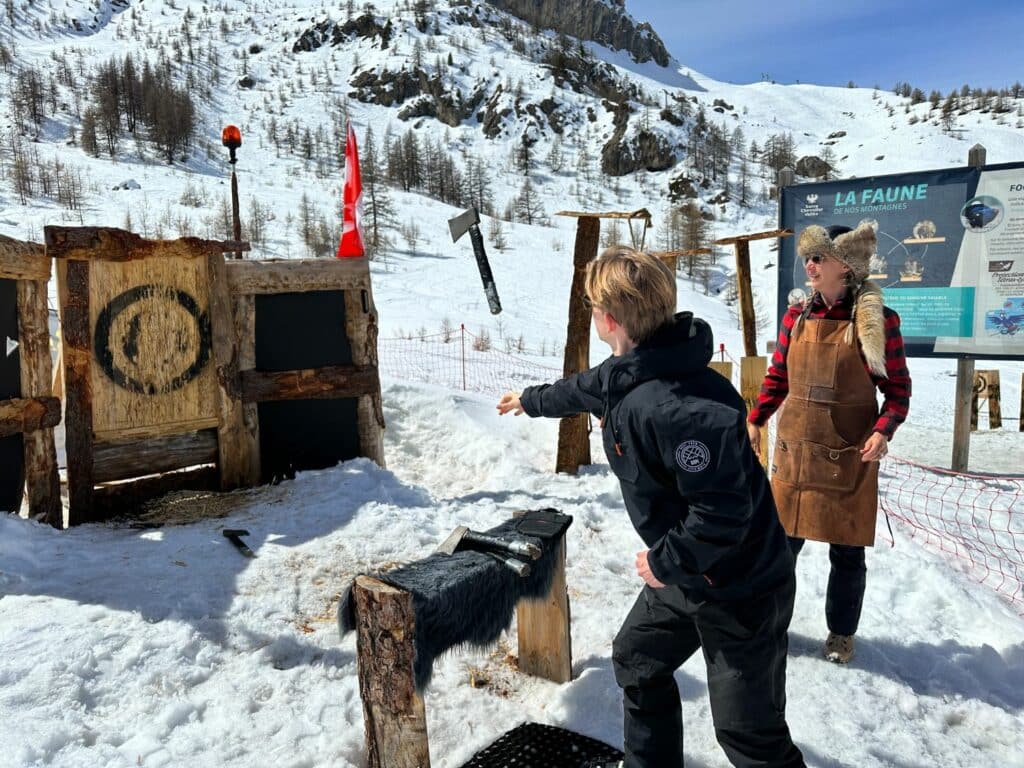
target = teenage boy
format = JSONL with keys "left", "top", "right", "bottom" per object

{"left": 498, "top": 246, "right": 804, "bottom": 768}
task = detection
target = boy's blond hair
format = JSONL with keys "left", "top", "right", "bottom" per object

{"left": 585, "top": 245, "right": 677, "bottom": 344}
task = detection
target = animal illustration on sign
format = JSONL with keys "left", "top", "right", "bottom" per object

{"left": 93, "top": 284, "right": 212, "bottom": 395}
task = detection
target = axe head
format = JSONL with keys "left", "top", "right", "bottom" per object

{"left": 435, "top": 525, "right": 470, "bottom": 555}
{"left": 448, "top": 207, "right": 480, "bottom": 243}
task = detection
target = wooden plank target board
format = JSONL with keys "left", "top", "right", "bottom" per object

{"left": 47, "top": 227, "right": 247, "bottom": 524}
{"left": 88, "top": 256, "right": 219, "bottom": 440}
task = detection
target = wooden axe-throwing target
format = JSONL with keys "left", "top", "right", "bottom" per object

{"left": 971, "top": 370, "right": 1002, "bottom": 430}
{"left": 48, "top": 226, "right": 251, "bottom": 524}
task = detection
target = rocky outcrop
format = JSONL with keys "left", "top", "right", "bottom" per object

{"left": 293, "top": 13, "right": 392, "bottom": 53}
{"left": 351, "top": 69, "right": 484, "bottom": 128}
{"left": 600, "top": 102, "right": 676, "bottom": 176}
{"left": 487, "top": 0, "right": 670, "bottom": 66}
{"left": 795, "top": 155, "right": 832, "bottom": 178}
{"left": 668, "top": 174, "right": 699, "bottom": 201}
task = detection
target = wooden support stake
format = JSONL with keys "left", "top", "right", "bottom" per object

{"left": 233, "top": 294, "right": 261, "bottom": 484}
{"left": 734, "top": 239, "right": 757, "bottom": 358}
{"left": 951, "top": 358, "right": 975, "bottom": 472}
{"left": 58, "top": 259, "right": 95, "bottom": 525}
{"left": 556, "top": 216, "right": 600, "bottom": 474}
{"left": 953, "top": 145, "right": 987, "bottom": 470}
{"left": 741, "top": 357, "right": 768, "bottom": 469}
{"left": 516, "top": 535, "right": 572, "bottom": 684}
{"left": 353, "top": 576, "right": 431, "bottom": 768}
{"left": 344, "top": 285, "right": 386, "bottom": 468}
{"left": 207, "top": 252, "right": 252, "bottom": 490}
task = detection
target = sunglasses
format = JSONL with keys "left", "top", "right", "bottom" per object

{"left": 803, "top": 254, "right": 828, "bottom": 265}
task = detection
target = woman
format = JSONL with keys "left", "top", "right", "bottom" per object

{"left": 747, "top": 222, "right": 911, "bottom": 664}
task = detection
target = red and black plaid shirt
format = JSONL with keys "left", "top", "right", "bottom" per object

{"left": 748, "top": 292, "right": 911, "bottom": 439}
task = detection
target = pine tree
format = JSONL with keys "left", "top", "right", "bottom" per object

{"left": 361, "top": 125, "right": 395, "bottom": 258}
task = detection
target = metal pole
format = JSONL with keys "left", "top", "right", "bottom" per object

{"left": 231, "top": 168, "right": 241, "bottom": 260}
{"left": 951, "top": 144, "right": 986, "bottom": 472}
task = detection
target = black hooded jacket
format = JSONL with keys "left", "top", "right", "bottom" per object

{"left": 520, "top": 313, "right": 793, "bottom": 601}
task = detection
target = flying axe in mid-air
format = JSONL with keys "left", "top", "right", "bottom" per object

{"left": 448, "top": 207, "right": 502, "bottom": 314}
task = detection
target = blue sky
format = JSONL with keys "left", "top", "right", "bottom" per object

{"left": 626, "top": 0, "right": 1024, "bottom": 93}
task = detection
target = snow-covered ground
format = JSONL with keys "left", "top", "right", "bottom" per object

{"left": 2, "top": 378, "right": 1023, "bottom": 768}
{"left": 2, "top": 0, "right": 1024, "bottom": 765}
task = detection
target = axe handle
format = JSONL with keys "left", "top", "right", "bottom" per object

{"left": 468, "top": 224, "right": 502, "bottom": 314}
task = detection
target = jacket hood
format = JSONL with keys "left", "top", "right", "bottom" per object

{"left": 604, "top": 312, "right": 714, "bottom": 405}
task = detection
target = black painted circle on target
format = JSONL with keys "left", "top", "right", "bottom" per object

{"left": 94, "top": 284, "right": 212, "bottom": 395}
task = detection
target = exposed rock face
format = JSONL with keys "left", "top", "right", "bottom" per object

{"left": 600, "top": 102, "right": 676, "bottom": 176}
{"left": 487, "top": 0, "right": 670, "bottom": 66}
{"left": 293, "top": 13, "right": 392, "bottom": 53}
{"left": 351, "top": 69, "right": 485, "bottom": 128}
{"left": 795, "top": 155, "right": 832, "bottom": 178}
{"left": 668, "top": 174, "right": 699, "bottom": 201}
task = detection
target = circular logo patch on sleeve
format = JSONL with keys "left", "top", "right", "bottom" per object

{"left": 675, "top": 440, "right": 711, "bottom": 472}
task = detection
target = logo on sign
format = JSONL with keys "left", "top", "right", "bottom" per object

{"left": 988, "top": 261, "right": 1014, "bottom": 272}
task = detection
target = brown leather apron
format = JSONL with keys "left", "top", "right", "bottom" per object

{"left": 771, "top": 317, "right": 879, "bottom": 547}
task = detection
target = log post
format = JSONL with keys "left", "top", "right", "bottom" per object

{"left": 345, "top": 283, "right": 386, "bottom": 468}
{"left": 58, "top": 259, "right": 95, "bottom": 524}
{"left": 353, "top": 576, "right": 430, "bottom": 768}
{"left": 951, "top": 358, "right": 975, "bottom": 471}
{"left": 556, "top": 216, "right": 599, "bottom": 474}
{"left": 734, "top": 238, "right": 757, "bottom": 358}
{"left": 207, "top": 252, "right": 253, "bottom": 489}
{"left": 516, "top": 534, "right": 572, "bottom": 684}
{"left": 17, "top": 273, "right": 61, "bottom": 526}
{"left": 952, "top": 145, "right": 986, "bottom": 471}
{"left": 233, "top": 294, "right": 261, "bottom": 483}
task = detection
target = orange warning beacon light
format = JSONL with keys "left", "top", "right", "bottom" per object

{"left": 222, "top": 125, "right": 242, "bottom": 164}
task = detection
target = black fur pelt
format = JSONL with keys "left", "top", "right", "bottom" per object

{"left": 338, "top": 509, "right": 570, "bottom": 690}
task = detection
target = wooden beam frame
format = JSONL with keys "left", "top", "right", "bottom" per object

{"left": 712, "top": 229, "right": 794, "bottom": 358}
{"left": 226, "top": 258, "right": 372, "bottom": 295}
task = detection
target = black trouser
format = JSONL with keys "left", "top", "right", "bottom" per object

{"left": 611, "top": 575, "right": 804, "bottom": 768}
{"left": 788, "top": 537, "right": 866, "bottom": 636}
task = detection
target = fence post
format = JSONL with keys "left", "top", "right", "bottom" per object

{"left": 952, "top": 144, "right": 985, "bottom": 471}
{"left": 460, "top": 323, "right": 466, "bottom": 391}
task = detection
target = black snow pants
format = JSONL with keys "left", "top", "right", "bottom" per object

{"left": 788, "top": 537, "right": 866, "bottom": 636}
{"left": 611, "top": 574, "right": 805, "bottom": 768}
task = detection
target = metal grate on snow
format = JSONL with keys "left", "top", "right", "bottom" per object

{"left": 459, "top": 722, "right": 623, "bottom": 768}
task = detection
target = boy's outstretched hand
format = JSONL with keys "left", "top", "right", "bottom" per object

{"left": 497, "top": 392, "right": 524, "bottom": 416}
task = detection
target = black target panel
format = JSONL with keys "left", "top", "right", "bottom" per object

{"left": 1, "top": 278, "right": 24, "bottom": 512}
{"left": 255, "top": 290, "right": 359, "bottom": 483}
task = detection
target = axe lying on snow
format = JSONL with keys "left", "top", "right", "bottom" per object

{"left": 448, "top": 206, "right": 502, "bottom": 315}
{"left": 435, "top": 525, "right": 541, "bottom": 577}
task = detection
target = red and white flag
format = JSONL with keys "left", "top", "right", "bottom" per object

{"left": 337, "top": 123, "right": 365, "bottom": 258}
